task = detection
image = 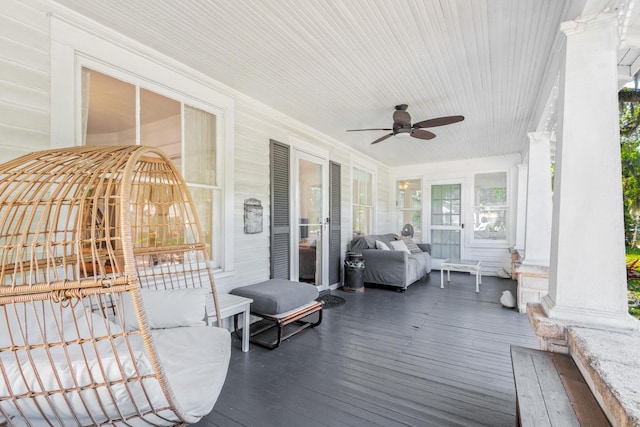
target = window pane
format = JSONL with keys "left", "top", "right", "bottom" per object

{"left": 474, "top": 172, "right": 508, "bottom": 240}
{"left": 352, "top": 206, "right": 371, "bottom": 236}
{"left": 397, "top": 179, "right": 422, "bottom": 239}
{"left": 140, "top": 89, "right": 181, "bottom": 161}
{"left": 353, "top": 167, "right": 372, "bottom": 206}
{"left": 475, "top": 172, "right": 507, "bottom": 206}
{"left": 353, "top": 167, "right": 373, "bottom": 235}
{"left": 184, "top": 106, "right": 217, "bottom": 186}
{"left": 188, "top": 186, "right": 214, "bottom": 256}
{"left": 397, "top": 179, "right": 421, "bottom": 208}
{"left": 83, "top": 68, "right": 136, "bottom": 146}
{"left": 430, "top": 229, "right": 460, "bottom": 259}
{"left": 474, "top": 207, "right": 508, "bottom": 240}
{"left": 398, "top": 210, "right": 421, "bottom": 235}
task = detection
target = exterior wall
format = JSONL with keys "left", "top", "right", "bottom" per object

{"left": 231, "top": 99, "right": 368, "bottom": 290}
{"left": 390, "top": 154, "right": 522, "bottom": 276}
{"left": 0, "top": 0, "right": 389, "bottom": 293}
{"left": 0, "top": 0, "right": 50, "bottom": 162}
{"left": 375, "top": 166, "right": 393, "bottom": 233}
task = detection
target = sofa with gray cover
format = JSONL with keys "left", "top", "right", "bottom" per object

{"left": 348, "top": 233, "right": 432, "bottom": 291}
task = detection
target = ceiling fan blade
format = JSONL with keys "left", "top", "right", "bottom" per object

{"left": 413, "top": 115, "right": 465, "bottom": 129}
{"left": 392, "top": 110, "right": 411, "bottom": 126}
{"left": 411, "top": 129, "right": 437, "bottom": 140}
{"left": 347, "top": 128, "right": 392, "bottom": 132}
{"left": 371, "top": 133, "right": 394, "bottom": 145}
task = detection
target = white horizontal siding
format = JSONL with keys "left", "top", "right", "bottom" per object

{"left": 231, "top": 100, "right": 376, "bottom": 291}
{"left": 466, "top": 246, "right": 513, "bottom": 277}
{"left": 0, "top": 0, "right": 50, "bottom": 161}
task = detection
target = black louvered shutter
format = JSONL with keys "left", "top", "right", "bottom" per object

{"left": 329, "top": 161, "right": 341, "bottom": 286}
{"left": 270, "top": 140, "right": 290, "bottom": 279}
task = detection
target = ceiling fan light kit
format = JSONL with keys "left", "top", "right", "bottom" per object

{"left": 347, "top": 104, "right": 464, "bottom": 145}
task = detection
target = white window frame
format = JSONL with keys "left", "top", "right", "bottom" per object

{"left": 471, "top": 171, "right": 509, "bottom": 245}
{"left": 50, "top": 15, "right": 235, "bottom": 276}
{"left": 395, "top": 178, "right": 423, "bottom": 241}
{"left": 352, "top": 166, "right": 375, "bottom": 236}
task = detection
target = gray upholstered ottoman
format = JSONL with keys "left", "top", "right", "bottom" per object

{"left": 230, "top": 279, "right": 324, "bottom": 349}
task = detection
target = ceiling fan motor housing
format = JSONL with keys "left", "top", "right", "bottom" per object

{"left": 392, "top": 125, "right": 411, "bottom": 136}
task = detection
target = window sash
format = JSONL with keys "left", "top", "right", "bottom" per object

{"left": 396, "top": 179, "right": 422, "bottom": 239}
{"left": 82, "top": 68, "right": 221, "bottom": 265}
{"left": 473, "top": 172, "right": 508, "bottom": 241}
{"left": 352, "top": 167, "right": 373, "bottom": 235}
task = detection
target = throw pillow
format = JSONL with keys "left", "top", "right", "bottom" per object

{"left": 389, "top": 240, "right": 411, "bottom": 254}
{"left": 401, "top": 237, "right": 422, "bottom": 254}
{"left": 117, "top": 287, "right": 208, "bottom": 331}
{"left": 375, "top": 240, "right": 391, "bottom": 250}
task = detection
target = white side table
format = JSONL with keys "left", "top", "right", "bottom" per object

{"left": 440, "top": 259, "right": 482, "bottom": 292}
{"left": 207, "top": 293, "right": 253, "bottom": 352}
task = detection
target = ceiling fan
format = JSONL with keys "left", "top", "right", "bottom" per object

{"left": 347, "top": 104, "right": 464, "bottom": 145}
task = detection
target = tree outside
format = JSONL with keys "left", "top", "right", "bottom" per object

{"left": 620, "top": 87, "right": 640, "bottom": 317}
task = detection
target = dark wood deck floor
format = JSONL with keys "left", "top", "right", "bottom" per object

{"left": 194, "top": 272, "right": 538, "bottom": 427}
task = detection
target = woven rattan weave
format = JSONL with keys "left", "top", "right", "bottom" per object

{"left": 0, "top": 145, "right": 229, "bottom": 426}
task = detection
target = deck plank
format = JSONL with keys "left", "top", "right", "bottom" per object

{"left": 196, "top": 273, "right": 538, "bottom": 427}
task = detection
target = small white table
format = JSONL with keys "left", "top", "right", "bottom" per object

{"left": 440, "top": 259, "right": 482, "bottom": 293}
{"left": 207, "top": 293, "right": 253, "bottom": 352}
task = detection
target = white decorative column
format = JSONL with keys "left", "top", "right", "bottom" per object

{"left": 523, "top": 132, "right": 553, "bottom": 266}
{"left": 540, "top": 14, "right": 635, "bottom": 328}
{"left": 516, "top": 132, "right": 553, "bottom": 312}
{"left": 514, "top": 163, "right": 528, "bottom": 254}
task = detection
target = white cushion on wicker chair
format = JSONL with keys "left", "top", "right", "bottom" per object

{"left": 151, "top": 326, "right": 231, "bottom": 417}
{"left": 117, "top": 287, "right": 208, "bottom": 331}
{"left": 0, "top": 301, "right": 230, "bottom": 425}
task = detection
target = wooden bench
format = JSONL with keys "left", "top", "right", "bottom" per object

{"left": 511, "top": 346, "right": 610, "bottom": 426}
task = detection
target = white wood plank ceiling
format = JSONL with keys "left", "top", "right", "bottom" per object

{"left": 50, "top": 0, "right": 626, "bottom": 167}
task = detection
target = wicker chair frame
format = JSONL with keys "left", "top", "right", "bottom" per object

{"left": 0, "top": 145, "right": 228, "bottom": 426}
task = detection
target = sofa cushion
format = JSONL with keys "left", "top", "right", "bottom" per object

{"left": 350, "top": 235, "right": 376, "bottom": 250}
{"left": 410, "top": 252, "right": 427, "bottom": 273}
{"left": 230, "top": 279, "right": 318, "bottom": 315}
{"left": 389, "top": 240, "right": 410, "bottom": 254}
{"left": 351, "top": 234, "right": 395, "bottom": 251}
{"left": 376, "top": 240, "right": 391, "bottom": 250}
{"left": 400, "top": 237, "right": 422, "bottom": 254}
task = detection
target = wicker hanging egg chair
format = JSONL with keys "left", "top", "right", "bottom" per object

{"left": 0, "top": 145, "right": 230, "bottom": 426}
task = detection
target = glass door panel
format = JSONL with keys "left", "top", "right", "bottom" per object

{"left": 297, "top": 156, "right": 325, "bottom": 287}
{"left": 430, "top": 183, "right": 462, "bottom": 260}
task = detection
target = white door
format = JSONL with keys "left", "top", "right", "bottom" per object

{"left": 429, "top": 182, "right": 464, "bottom": 266}
{"left": 294, "top": 151, "right": 329, "bottom": 291}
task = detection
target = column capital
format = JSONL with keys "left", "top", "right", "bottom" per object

{"left": 560, "top": 10, "right": 618, "bottom": 37}
{"left": 527, "top": 131, "right": 552, "bottom": 143}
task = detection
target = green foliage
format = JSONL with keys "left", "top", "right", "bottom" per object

{"left": 620, "top": 90, "right": 640, "bottom": 245}
{"left": 626, "top": 242, "right": 640, "bottom": 318}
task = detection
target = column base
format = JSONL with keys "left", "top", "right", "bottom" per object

{"left": 514, "top": 263, "right": 549, "bottom": 314}
{"left": 527, "top": 302, "right": 640, "bottom": 426}
{"left": 541, "top": 295, "right": 639, "bottom": 331}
